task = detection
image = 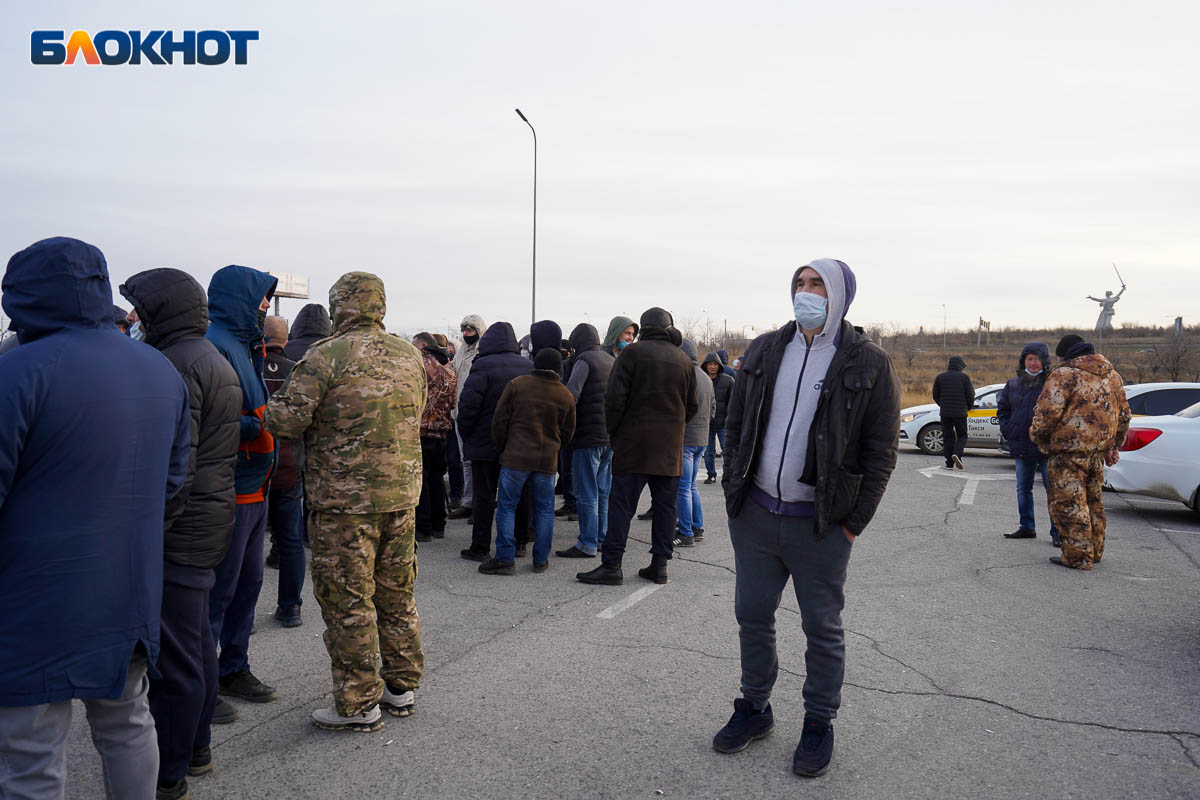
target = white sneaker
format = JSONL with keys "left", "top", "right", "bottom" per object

{"left": 311, "top": 704, "right": 383, "bottom": 732}
{"left": 380, "top": 685, "right": 415, "bottom": 717}
{"left": 952, "top": 455, "right": 964, "bottom": 470}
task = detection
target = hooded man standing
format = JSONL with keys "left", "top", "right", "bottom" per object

{"left": 997, "top": 342, "right": 1060, "bottom": 545}
{"left": 119, "top": 268, "right": 243, "bottom": 797}
{"left": 0, "top": 239, "right": 191, "bottom": 800}
{"left": 283, "top": 303, "right": 332, "bottom": 362}
{"left": 702, "top": 352, "right": 735, "bottom": 484}
{"left": 602, "top": 315, "right": 639, "bottom": 358}
{"left": 412, "top": 332, "right": 457, "bottom": 543}
{"left": 1030, "top": 334, "right": 1130, "bottom": 571}
{"left": 577, "top": 308, "right": 697, "bottom": 586}
{"left": 205, "top": 265, "right": 280, "bottom": 715}
{"left": 713, "top": 259, "right": 900, "bottom": 778}
{"left": 268, "top": 272, "right": 427, "bottom": 731}
{"left": 449, "top": 314, "right": 487, "bottom": 518}
{"left": 932, "top": 356, "right": 974, "bottom": 470}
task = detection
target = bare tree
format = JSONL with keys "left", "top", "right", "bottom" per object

{"left": 1150, "top": 333, "right": 1197, "bottom": 382}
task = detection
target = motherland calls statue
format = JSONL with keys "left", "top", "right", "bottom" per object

{"left": 1087, "top": 265, "right": 1127, "bottom": 334}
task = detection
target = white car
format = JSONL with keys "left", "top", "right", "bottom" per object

{"left": 898, "top": 384, "right": 1006, "bottom": 455}
{"left": 1105, "top": 401, "right": 1200, "bottom": 511}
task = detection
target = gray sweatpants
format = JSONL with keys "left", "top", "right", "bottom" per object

{"left": 730, "top": 497, "right": 854, "bottom": 721}
{"left": 0, "top": 651, "right": 159, "bottom": 799}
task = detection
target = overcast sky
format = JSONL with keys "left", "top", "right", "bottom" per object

{"left": 3, "top": 1, "right": 1198, "bottom": 341}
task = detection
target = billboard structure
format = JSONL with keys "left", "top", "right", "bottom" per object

{"left": 270, "top": 272, "right": 309, "bottom": 317}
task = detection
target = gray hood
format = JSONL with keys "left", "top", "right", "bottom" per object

{"left": 791, "top": 258, "right": 858, "bottom": 342}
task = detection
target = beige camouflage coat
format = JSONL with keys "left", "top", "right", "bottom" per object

{"left": 266, "top": 272, "right": 427, "bottom": 513}
{"left": 1029, "top": 352, "right": 1131, "bottom": 455}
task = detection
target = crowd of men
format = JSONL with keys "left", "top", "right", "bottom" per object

{"left": 3, "top": 237, "right": 945, "bottom": 797}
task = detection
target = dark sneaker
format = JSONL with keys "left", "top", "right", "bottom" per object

{"left": 1051, "top": 534, "right": 1061, "bottom": 548}
{"left": 577, "top": 564, "right": 624, "bottom": 585}
{"left": 636, "top": 507, "right": 654, "bottom": 520}
{"left": 187, "top": 745, "right": 213, "bottom": 777}
{"left": 264, "top": 545, "right": 280, "bottom": 570}
{"left": 416, "top": 533, "right": 432, "bottom": 543}
{"left": 431, "top": 529, "right": 445, "bottom": 539}
{"left": 460, "top": 548, "right": 489, "bottom": 562}
{"left": 555, "top": 504, "right": 576, "bottom": 517}
{"left": 515, "top": 543, "right": 527, "bottom": 558}
{"left": 1004, "top": 528, "right": 1036, "bottom": 539}
{"left": 693, "top": 527, "right": 704, "bottom": 542}
{"left": 712, "top": 698, "right": 774, "bottom": 753}
{"left": 273, "top": 604, "right": 302, "bottom": 628}
{"left": 532, "top": 562, "right": 548, "bottom": 573}
{"left": 156, "top": 778, "right": 189, "bottom": 800}
{"left": 218, "top": 669, "right": 277, "bottom": 703}
{"left": 555, "top": 545, "right": 595, "bottom": 559}
{"left": 792, "top": 717, "right": 834, "bottom": 777}
{"left": 704, "top": 475, "right": 717, "bottom": 484}
{"left": 478, "top": 558, "right": 515, "bottom": 575}
{"left": 211, "top": 697, "right": 239, "bottom": 724}
{"left": 447, "top": 505, "right": 473, "bottom": 520}
{"left": 673, "top": 535, "right": 695, "bottom": 548}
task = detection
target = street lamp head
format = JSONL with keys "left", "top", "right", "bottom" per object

{"left": 515, "top": 108, "right": 528, "bottom": 122}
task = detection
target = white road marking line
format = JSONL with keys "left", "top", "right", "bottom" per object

{"left": 958, "top": 480, "right": 979, "bottom": 505}
{"left": 597, "top": 584, "right": 665, "bottom": 619}
{"left": 1157, "top": 528, "right": 1200, "bottom": 536}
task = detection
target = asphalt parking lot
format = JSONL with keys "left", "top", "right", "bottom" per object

{"left": 64, "top": 449, "right": 1200, "bottom": 799}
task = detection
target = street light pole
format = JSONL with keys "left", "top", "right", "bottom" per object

{"left": 515, "top": 108, "right": 537, "bottom": 326}
{"left": 942, "top": 304, "right": 947, "bottom": 353}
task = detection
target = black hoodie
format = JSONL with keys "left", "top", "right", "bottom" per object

{"left": 932, "top": 356, "right": 974, "bottom": 418}
{"left": 284, "top": 303, "right": 332, "bottom": 361}
{"left": 456, "top": 322, "right": 533, "bottom": 461}
{"left": 120, "top": 268, "right": 243, "bottom": 569}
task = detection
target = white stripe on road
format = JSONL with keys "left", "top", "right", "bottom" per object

{"left": 597, "top": 584, "right": 665, "bottom": 619}
{"left": 959, "top": 480, "right": 979, "bottom": 505}
{"left": 1158, "top": 528, "right": 1200, "bottom": 536}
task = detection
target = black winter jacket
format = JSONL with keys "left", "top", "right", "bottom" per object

{"left": 567, "top": 323, "right": 614, "bottom": 448}
{"left": 932, "top": 357, "right": 974, "bottom": 419}
{"left": 702, "top": 352, "right": 735, "bottom": 429}
{"left": 120, "top": 268, "right": 243, "bottom": 569}
{"left": 996, "top": 342, "right": 1051, "bottom": 460}
{"left": 722, "top": 320, "right": 900, "bottom": 537}
{"left": 284, "top": 303, "right": 332, "bottom": 362}
{"left": 457, "top": 322, "right": 533, "bottom": 461}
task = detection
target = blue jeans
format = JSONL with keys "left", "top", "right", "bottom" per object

{"left": 1015, "top": 456, "right": 1058, "bottom": 537}
{"left": 209, "top": 500, "right": 267, "bottom": 677}
{"left": 268, "top": 483, "right": 306, "bottom": 610}
{"left": 705, "top": 429, "right": 726, "bottom": 478}
{"left": 571, "top": 446, "right": 612, "bottom": 555}
{"left": 677, "top": 445, "right": 706, "bottom": 536}
{"left": 495, "top": 468, "right": 556, "bottom": 564}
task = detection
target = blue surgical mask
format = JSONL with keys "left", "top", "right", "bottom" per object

{"left": 129, "top": 320, "right": 145, "bottom": 341}
{"left": 617, "top": 339, "right": 630, "bottom": 350}
{"left": 793, "top": 292, "right": 828, "bottom": 329}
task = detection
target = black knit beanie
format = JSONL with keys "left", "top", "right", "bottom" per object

{"left": 1056, "top": 334, "right": 1085, "bottom": 358}
{"left": 534, "top": 347, "right": 562, "bottom": 373}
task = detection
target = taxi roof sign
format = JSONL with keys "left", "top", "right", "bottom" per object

{"left": 270, "top": 272, "right": 309, "bottom": 299}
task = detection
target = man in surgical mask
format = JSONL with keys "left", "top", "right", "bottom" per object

{"left": 713, "top": 259, "right": 900, "bottom": 779}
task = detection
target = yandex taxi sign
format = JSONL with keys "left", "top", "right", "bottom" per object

{"left": 31, "top": 30, "right": 258, "bottom": 65}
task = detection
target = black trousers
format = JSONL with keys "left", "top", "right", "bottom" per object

{"left": 149, "top": 562, "right": 217, "bottom": 785}
{"left": 416, "top": 436, "right": 448, "bottom": 535}
{"left": 941, "top": 416, "right": 968, "bottom": 465}
{"left": 601, "top": 472, "right": 681, "bottom": 566}
{"left": 470, "top": 459, "right": 530, "bottom": 554}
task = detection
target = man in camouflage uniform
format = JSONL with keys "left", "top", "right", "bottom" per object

{"left": 266, "top": 272, "right": 427, "bottom": 731}
{"left": 1030, "top": 334, "right": 1131, "bottom": 571}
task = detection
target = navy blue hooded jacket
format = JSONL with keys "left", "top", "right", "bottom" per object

{"left": 0, "top": 238, "right": 190, "bottom": 706}
{"left": 997, "top": 342, "right": 1052, "bottom": 460}
{"left": 206, "top": 265, "right": 278, "bottom": 503}
{"left": 716, "top": 348, "right": 737, "bottom": 379}
{"left": 457, "top": 322, "right": 533, "bottom": 461}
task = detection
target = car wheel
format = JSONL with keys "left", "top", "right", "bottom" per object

{"left": 917, "top": 423, "right": 944, "bottom": 455}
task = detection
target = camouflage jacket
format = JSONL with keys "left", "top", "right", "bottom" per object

{"left": 1030, "top": 353, "right": 1131, "bottom": 455}
{"left": 266, "top": 272, "right": 427, "bottom": 513}
{"left": 420, "top": 349, "right": 457, "bottom": 438}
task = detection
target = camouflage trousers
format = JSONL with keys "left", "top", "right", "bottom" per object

{"left": 310, "top": 508, "right": 424, "bottom": 716}
{"left": 1046, "top": 453, "right": 1106, "bottom": 569}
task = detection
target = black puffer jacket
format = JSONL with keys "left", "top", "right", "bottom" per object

{"left": 702, "top": 352, "right": 735, "bottom": 429}
{"left": 284, "top": 303, "right": 332, "bottom": 362}
{"left": 457, "top": 322, "right": 533, "bottom": 461}
{"left": 567, "top": 323, "right": 614, "bottom": 448}
{"left": 932, "top": 356, "right": 974, "bottom": 418}
{"left": 722, "top": 320, "right": 900, "bottom": 537}
{"left": 120, "top": 269, "right": 243, "bottom": 568}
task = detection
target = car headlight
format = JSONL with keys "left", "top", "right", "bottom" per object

{"left": 900, "top": 411, "right": 929, "bottom": 424}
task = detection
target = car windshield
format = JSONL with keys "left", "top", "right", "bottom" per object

{"left": 1176, "top": 401, "right": 1200, "bottom": 419}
